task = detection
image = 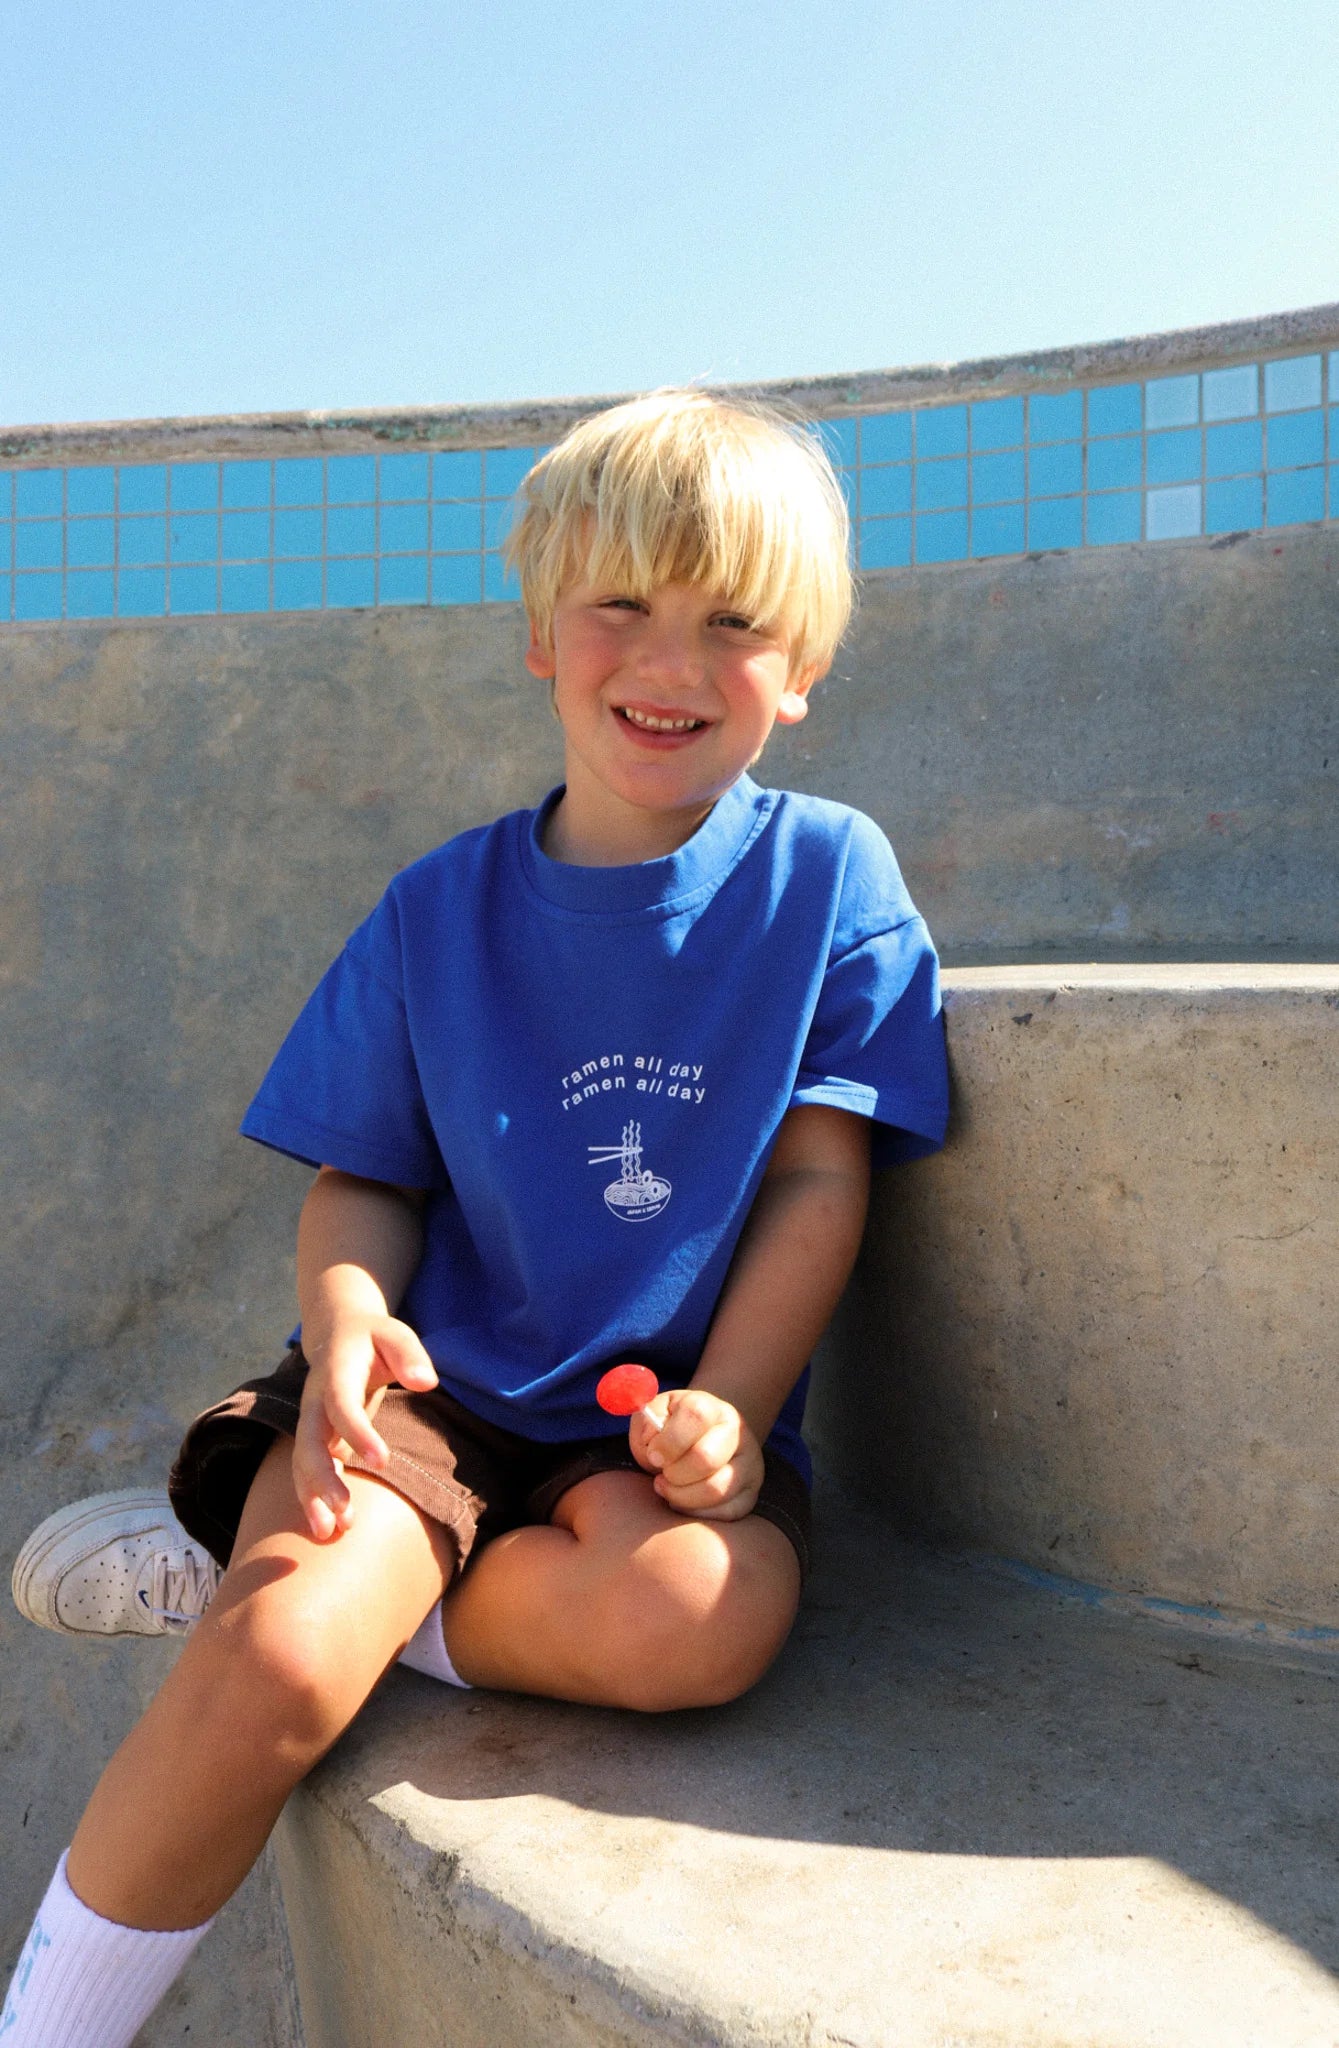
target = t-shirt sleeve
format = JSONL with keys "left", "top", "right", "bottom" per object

{"left": 791, "top": 919, "right": 947, "bottom": 1163}
{"left": 789, "top": 811, "right": 949, "bottom": 1165}
{"left": 239, "top": 895, "right": 448, "bottom": 1189}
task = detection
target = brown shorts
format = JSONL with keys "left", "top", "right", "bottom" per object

{"left": 168, "top": 1346, "right": 811, "bottom": 1582}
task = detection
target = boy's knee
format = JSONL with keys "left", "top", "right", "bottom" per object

{"left": 188, "top": 1594, "right": 358, "bottom": 1767}
{"left": 596, "top": 1525, "right": 796, "bottom": 1713}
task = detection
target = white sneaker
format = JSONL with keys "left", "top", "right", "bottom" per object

{"left": 11, "top": 1489, "right": 221, "bottom": 1637}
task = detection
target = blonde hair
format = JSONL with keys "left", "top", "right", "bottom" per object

{"left": 505, "top": 390, "right": 853, "bottom": 675}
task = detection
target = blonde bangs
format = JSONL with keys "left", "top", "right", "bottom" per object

{"left": 506, "top": 391, "right": 853, "bottom": 674}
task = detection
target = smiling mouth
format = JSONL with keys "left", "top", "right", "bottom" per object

{"left": 617, "top": 706, "right": 708, "bottom": 733}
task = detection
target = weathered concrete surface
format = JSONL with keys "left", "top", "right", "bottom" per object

{"left": 3, "top": 526, "right": 1335, "bottom": 971}
{"left": 0, "top": 605, "right": 559, "bottom": 2038}
{"left": 809, "top": 965, "right": 1339, "bottom": 1628}
{"left": 274, "top": 1484, "right": 1339, "bottom": 2048}
{"left": 786, "top": 525, "right": 1339, "bottom": 964}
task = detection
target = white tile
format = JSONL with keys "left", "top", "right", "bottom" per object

{"left": 1145, "top": 375, "right": 1199, "bottom": 429}
{"left": 1263, "top": 355, "right": 1321, "bottom": 413}
{"left": 1146, "top": 484, "right": 1202, "bottom": 540}
{"left": 1202, "top": 363, "right": 1258, "bottom": 422}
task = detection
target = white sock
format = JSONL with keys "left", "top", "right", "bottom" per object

{"left": 397, "top": 1597, "right": 472, "bottom": 1688}
{"left": 0, "top": 1851, "right": 212, "bottom": 2048}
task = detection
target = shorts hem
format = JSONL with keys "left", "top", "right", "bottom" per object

{"left": 168, "top": 1349, "right": 811, "bottom": 1582}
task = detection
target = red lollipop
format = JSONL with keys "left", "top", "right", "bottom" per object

{"left": 596, "top": 1362, "right": 661, "bottom": 1424}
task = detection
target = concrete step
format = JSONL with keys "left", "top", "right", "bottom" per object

{"left": 809, "top": 965, "right": 1339, "bottom": 1630}
{"left": 275, "top": 1482, "right": 1339, "bottom": 2048}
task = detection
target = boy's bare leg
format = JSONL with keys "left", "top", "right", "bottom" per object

{"left": 442, "top": 1469, "right": 801, "bottom": 1712}
{"left": 64, "top": 1455, "right": 794, "bottom": 1930}
{"left": 66, "top": 1436, "right": 453, "bottom": 1931}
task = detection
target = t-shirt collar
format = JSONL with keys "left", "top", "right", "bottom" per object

{"left": 519, "top": 774, "right": 772, "bottom": 915}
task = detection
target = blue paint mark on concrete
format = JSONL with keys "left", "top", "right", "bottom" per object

{"left": 990, "top": 1559, "right": 1109, "bottom": 1608}
{"left": 1145, "top": 1595, "right": 1225, "bottom": 1622}
{"left": 980, "top": 1554, "right": 1339, "bottom": 1661}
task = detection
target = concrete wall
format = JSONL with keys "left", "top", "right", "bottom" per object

{"left": 805, "top": 527, "right": 1339, "bottom": 964}
{"left": 807, "top": 965, "right": 1339, "bottom": 1628}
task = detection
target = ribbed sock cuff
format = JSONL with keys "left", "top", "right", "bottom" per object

{"left": 0, "top": 1851, "right": 213, "bottom": 2048}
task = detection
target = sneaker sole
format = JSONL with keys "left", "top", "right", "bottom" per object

{"left": 11, "top": 1488, "right": 181, "bottom": 1634}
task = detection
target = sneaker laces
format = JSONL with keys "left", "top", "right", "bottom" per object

{"left": 137, "top": 1545, "right": 221, "bottom": 1630}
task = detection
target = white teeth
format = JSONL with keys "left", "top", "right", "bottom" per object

{"left": 622, "top": 707, "right": 704, "bottom": 732}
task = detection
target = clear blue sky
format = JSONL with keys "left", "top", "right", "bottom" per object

{"left": 4, "top": 0, "right": 1336, "bottom": 426}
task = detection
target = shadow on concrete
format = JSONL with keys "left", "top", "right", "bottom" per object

{"left": 345, "top": 1479, "right": 1338, "bottom": 1986}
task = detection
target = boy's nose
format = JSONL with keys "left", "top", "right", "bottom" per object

{"left": 637, "top": 623, "right": 705, "bottom": 687}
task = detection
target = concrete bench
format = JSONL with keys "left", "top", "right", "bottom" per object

{"left": 273, "top": 967, "right": 1339, "bottom": 2046}
{"left": 276, "top": 1488, "right": 1339, "bottom": 2048}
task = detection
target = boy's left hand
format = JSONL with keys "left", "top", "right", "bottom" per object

{"left": 630, "top": 1389, "right": 764, "bottom": 1521}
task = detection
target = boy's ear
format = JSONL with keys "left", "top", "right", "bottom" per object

{"left": 523, "top": 618, "right": 556, "bottom": 679}
{"left": 774, "top": 658, "right": 827, "bottom": 727}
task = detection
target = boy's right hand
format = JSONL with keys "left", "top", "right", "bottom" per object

{"left": 292, "top": 1317, "right": 438, "bottom": 1540}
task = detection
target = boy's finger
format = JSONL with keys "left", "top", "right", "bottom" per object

{"left": 628, "top": 1398, "right": 670, "bottom": 1468}
{"left": 375, "top": 1321, "right": 439, "bottom": 1391}
{"left": 292, "top": 1405, "right": 352, "bottom": 1538}
{"left": 321, "top": 1375, "right": 391, "bottom": 1469}
{"left": 668, "top": 1488, "right": 759, "bottom": 1523}
{"left": 655, "top": 1415, "right": 740, "bottom": 1483}
{"left": 645, "top": 1394, "right": 716, "bottom": 1466}
{"left": 307, "top": 1498, "right": 337, "bottom": 1540}
{"left": 655, "top": 1466, "right": 759, "bottom": 1519}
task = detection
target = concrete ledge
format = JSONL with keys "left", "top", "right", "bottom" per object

{"left": 809, "top": 966, "right": 1339, "bottom": 1627}
{"left": 275, "top": 1485, "right": 1339, "bottom": 2048}
{"left": 6, "top": 301, "right": 1336, "bottom": 461}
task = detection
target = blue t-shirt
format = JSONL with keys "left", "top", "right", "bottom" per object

{"left": 242, "top": 776, "right": 947, "bottom": 1481}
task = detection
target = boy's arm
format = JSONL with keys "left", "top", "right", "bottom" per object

{"left": 634, "top": 1104, "right": 872, "bottom": 1520}
{"left": 293, "top": 1165, "right": 438, "bottom": 1538}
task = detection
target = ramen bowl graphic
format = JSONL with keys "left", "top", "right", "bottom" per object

{"left": 589, "top": 1122, "right": 672, "bottom": 1222}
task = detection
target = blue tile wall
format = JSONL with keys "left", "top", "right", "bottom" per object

{"left": 1088, "top": 383, "right": 1143, "bottom": 437}
{"left": 1028, "top": 443, "right": 1083, "bottom": 497}
{"left": 1028, "top": 391, "right": 1083, "bottom": 443}
{"left": 1028, "top": 497, "right": 1083, "bottom": 551}
{"left": 860, "top": 464, "right": 911, "bottom": 518}
{"left": 860, "top": 412, "right": 911, "bottom": 464}
{"left": 916, "top": 406, "right": 968, "bottom": 458}
{"left": 1088, "top": 436, "right": 1142, "bottom": 492}
{"left": 2, "top": 350, "right": 1336, "bottom": 622}
{"left": 917, "top": 459, "right": 968, "bottom": 511}
{"left": 1205, "top": 475, "right": 1263, "bottom": 534}
{"left": 1086, "top": 491, "right": 1142, "bottom": 547}
{"left": 0, "top": 445, "right": 552, "bottom": 620}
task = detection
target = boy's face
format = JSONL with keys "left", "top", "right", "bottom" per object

{"left": 525, "top": 575, "right": 823, "bottom": 857}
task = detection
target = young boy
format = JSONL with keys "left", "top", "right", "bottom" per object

{"left": 4, "top": 390, "right": 947, "bottom": 2045}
